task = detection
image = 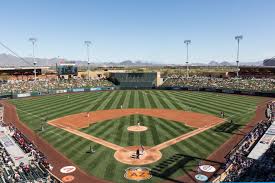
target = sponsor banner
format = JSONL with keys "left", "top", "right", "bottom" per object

{"left": 205, "top": 88, "right": 216, "bottom": 92}
{"left": 17, "top": 93, "right": 31, "bottom": 98}
{"left": 72, "top": 88, "right": 84, "bottom": 92}
{"left": 222, "top": 89, "right": 234, "bottom": 94}
{"left": 241, "top": 91, "right": 255, "bottom": 95}
{"left": 188, "top": 87, "right": 199, "bottom": 91}
{"left": 90, "top": 88, "right": 101, "bottom": 91}
{"left": 195, "top": 174, "right": 208, "bottom": 182}
{"left": 172, "top": 87, "right": 181, "bottom": 90}
{"left": 100, "top": 87, "right": 115, "bottom": 91}
{"left": 60, "top": 166, "right": 76, "bottom": 174}
{"left": 124, "top": 167, "right": 152, "bottom": 181}
{"left": 56, "top": 89, "right": 67, "bottom": 94}
{"left": 199, "top": 165, "right": 216, "bottom": 173}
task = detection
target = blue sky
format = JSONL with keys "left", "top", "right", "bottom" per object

{"left": 0, "top": 0, "right": 274, "bottom": 64}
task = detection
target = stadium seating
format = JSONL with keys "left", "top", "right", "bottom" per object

{"left": 0, "top": 78, "right": 114, "bottom": 95}
{"left": 0, "top": 123, "right": 59, "bottom": 183}
{"left": 162, "top": 76, "right": 275, "bottom": 92}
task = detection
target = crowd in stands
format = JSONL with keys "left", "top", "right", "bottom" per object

{"left": 223, "top": 120, "right": 273, "bottom": 182}
{"left": 238, "top": 142, "right": 275, "bottom": 182}
{"left": 9, "top": 125, "right": 52, "bottom": 171}
{"left": 1, "top": 75, "right": 275, "bottom": 94}
{"left": 0, "top": 78, "right": 114, "bottom": 94}
{"left": 0, "top": 123, "right": 58, "bottom": 183}
{"left": 162, "top": 76, "right": 275, "bottom": 92}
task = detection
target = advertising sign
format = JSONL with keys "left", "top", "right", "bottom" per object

{"left": 17, "top": 93, "right": 31, "bottom": 98}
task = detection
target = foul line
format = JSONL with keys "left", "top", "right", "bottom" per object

{"left": 49, "top": 123, "right": 121, "bottom": 151}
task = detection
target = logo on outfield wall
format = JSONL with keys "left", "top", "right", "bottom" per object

{"left": 124, "top": 167, "right": 152, "bottom": 181}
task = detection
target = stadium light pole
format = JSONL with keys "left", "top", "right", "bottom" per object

{"left": 184, "top": 40, "right": 191, "bottom": 78}
{"left": 84, "top": 41, "right": 91, "bottom": 80}
{"left": 235, "top": 35, "right": 243, "bottom": 77}
{"left": 29, "top": 38, "right": 37, "bottom": 81}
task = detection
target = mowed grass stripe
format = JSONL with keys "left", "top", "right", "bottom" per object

{"left": 90, "top": 92, "right": 116, "bottom": 111}
{"left": 12, "top": 92, "right": 104, "bottom": 112}
{"left": 157, "top": 118, "right": 195, "bottom": 134}
{"left": 166, "top": 92, "right": 240, "bottom": 116}
{"left": 153, "top": 118, "right": 184, "bottom": 143}
{"left": 142, "top": 91, "right": 152, "bottom": 108}
{"left": 148, "top": 90, "right": 166, "bottom": 109}
{"left": 16, "top": 92, "right": 106, "bottom": 119}
{"left": 122, "top": 90, "right": 131, "bottom": 108}
{"left": 96, "top": 91, "right": 118, "bottom": 110}
{"left": 133, "top": 115, "right": 141, "bottom": 145}
{"left": 160, "top": 91, "right": 190, "bottom": 110}
{"left": 133, "top": 91, "right": 140, "bottom": 108}
{"left": 169, "top": 91, "right": 250, "bottom": 114}
{"left": 138, "top": 91, "right": 146, "bottom": 108}
{"left": 146, "top": 116, "right": 161, "bottom": 145}
{"left": 117, "top": 91, "right": 127, "bottom": 109}
{"left": 173, "top": 91, "right": 259, "bottom": 109}
{"left": 190, "top": 91, "right": 260, "bottom": 104}
{"left": 102, "top": 91, "right": 120, "bottom": 110}
{"left": 152, "top": 90, "right": 179, "bottom": 110}
{"left": 178, "top": 92, "right": 256, "bottom": 113}
{"left": 146, "top": 91, "right": 158, "bottom": 108}
{"left": 128, "top": 91, "right": 135, "bottom": 108}
{"left": 113, "top": 117, "right": 128, "bottom": 145}
{"left": 22, "top": 93, "right": 104, "bottom": 119}
{"left": 110, "top": 91, "right": 124, "bottom": 109}
{"left": 166, "top": 90, "right": 252, "bottom": 111}
{"left": 127, "top": 115, "right": 135, "bottom": 146}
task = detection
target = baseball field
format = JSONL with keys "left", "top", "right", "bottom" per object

{"left": 8, "top": 90, "right": 261, "bottom": 182}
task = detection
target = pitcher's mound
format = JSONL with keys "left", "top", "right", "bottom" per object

{"left": 114, "top": 146, "right": 162, "bottom": 165}
{"left": 127, "top": 126, "right": 148, "bottom": 132}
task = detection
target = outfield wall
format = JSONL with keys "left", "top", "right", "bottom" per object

{"left": 0, "top": 85, "right": 274, "bottom": 99}
{"left": 7, "top": 86, "right": 116, "bottom": 99}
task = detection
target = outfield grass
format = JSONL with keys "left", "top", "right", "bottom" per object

{"left": 9, "top": 90, "right": 261, "bottom": 182}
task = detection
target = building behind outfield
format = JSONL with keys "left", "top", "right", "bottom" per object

{"left": 109, "top": 72, "right": 162, "bottom": 88}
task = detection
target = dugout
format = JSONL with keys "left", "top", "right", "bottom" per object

{"left": 109, "top": 72, "right": 161, "bottom": 88}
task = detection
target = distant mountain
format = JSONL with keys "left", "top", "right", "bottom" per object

{"left": 0, "top": 53, "right": 155, "bottom": 67}
{"left": 0, "top": 53, "right": 266, "bottom": 67}
{"left": 263, "top": 57, "right": 275, "bottom": 66}
{"left": 207, "top": 60, "right": 262, "bottom": 66}
{"left": 208, "top": 61, "right": 220, "bottom": 66}
{"left": 220, "top": 61, "right": 232, "bottom": 66}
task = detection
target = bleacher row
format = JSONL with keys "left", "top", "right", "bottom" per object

{"left": 0, "top": 123, "right": 60, "bottom": 183}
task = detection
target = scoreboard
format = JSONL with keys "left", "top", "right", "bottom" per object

{"left": 57, "top": 61, "right": 78, "bottom": 79}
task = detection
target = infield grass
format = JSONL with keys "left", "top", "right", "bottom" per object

{"left": 81, "top": 114, "right": 195, "bottom": 147}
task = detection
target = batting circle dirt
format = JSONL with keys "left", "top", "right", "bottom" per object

{"left": 114, "top": 146, "right": 162, "bottom": 165}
